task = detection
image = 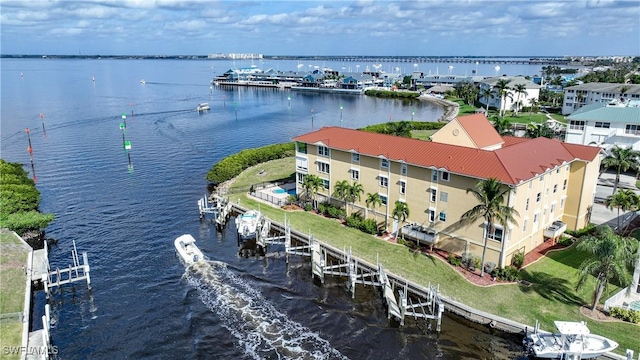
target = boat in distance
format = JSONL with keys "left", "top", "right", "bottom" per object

{"left": 523, "top": 321, "right": 618, "bottom": 359}
{"left": 196, "top": 102, "right": 210, "bottom": 112}
{"left": 174, "top": 234, "right": 205, "bottom": 265}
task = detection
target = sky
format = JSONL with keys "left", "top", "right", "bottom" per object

{"left": 1, "top": 0, "right": 639, "bottom": 57}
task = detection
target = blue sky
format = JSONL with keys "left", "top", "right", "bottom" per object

{"left": 1, "top": 0, "right": 638, "bottom": 56}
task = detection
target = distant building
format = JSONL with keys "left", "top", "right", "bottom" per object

{"left": 478, "top": 77, "right": 542, "bottom": 113}
{"left": 561, "top": 83, "right": 640, "bottom": 115}
{"left": 292, "top": 114, "right": 600, "bottom": 267}
{"left": 565, "top": 99, "right": 640, "bottom": 151}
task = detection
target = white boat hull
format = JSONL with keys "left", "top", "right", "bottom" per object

{"left": 524, "top": 321, "right": 618, "bottom": 359}
{"left": 174, "top": 234, "right": 205, "bottom": 265}
{"left": 235, "top": 210, "right": 262, "bottom": 240}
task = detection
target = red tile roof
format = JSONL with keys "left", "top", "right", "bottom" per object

{"left": 293, "top": 127, "right": 600, "bottom": 185}
{"left": 456, "top": 113, "right": 504, "bottom": 149}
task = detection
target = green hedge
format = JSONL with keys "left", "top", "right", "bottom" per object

{"left": 359, "top": 121, "right": 445, "bottom": 133}
{"left": 0, "top": 159, "right": 54, "bottom": 235}
{"left": 206, "top": 143, "right": 295, "bottom": 185}
{"left": 364, "top": 89, "right": 420, "bottom": 99}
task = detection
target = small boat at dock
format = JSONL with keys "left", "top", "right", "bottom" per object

{"left": 523, "top": 320, "right": 618, "bottom": 359}
{"left": 174, "top": 234, "right": 205, "bottom": 265}
{"left": 196, "top": 102, "right": 210, "bottom": 112}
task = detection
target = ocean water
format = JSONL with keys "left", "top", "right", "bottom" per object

{"left": 1, "top": 58, "right": 526, "bottom": 359}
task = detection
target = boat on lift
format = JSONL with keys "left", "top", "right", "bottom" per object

{"left": 174, "top": 234, "right": 205, "bottom": 265}
{"left": 235, "top": 210, "right": 262, "bottom": 241}
{"left": 523, "top": 320, "right": 618, "bottom": 359}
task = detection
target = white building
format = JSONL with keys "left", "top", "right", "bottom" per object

{"left": 478, "top": 76, "right": 541, "bottom": 114}
{"left": 561, "top": 83, "right": 640, "bottom": 115}
{"left": 565, "top": 99, "right": 640, "bottom": 151}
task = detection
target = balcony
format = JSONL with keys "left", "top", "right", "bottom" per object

{"left": 401, "top": 223, "right": 439, "bottom": 245}
{"left": 543, "top": 221, "right": 567, "bottom": 239}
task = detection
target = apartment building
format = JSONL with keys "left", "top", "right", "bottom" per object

{"left": 292, "top": 114, "right": 600, "bottom": 267}
{"left": 562, "top": 83, "right": 640, "bottom": 115}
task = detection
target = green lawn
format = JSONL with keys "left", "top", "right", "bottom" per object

{"left": 225, "top": 159, "right": 640, "bottom": 355}
{"left": 410, "top": 129, "right": 438, "bottom": 140}
{"left": 0, "top": 230, "right": 28, "bottom": 360}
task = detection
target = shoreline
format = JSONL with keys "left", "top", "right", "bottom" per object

{"left": 418, "top": 94, "right": 459, "bottom": 122}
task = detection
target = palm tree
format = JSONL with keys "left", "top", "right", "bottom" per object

{"left": 347, "top": 181, "right": 364, "bottom": 214}
{"left": 494, "top": 79, "right": 513, "bottom": 118}
{"left": 365, "top": 192, "right": 382, "bottom": 224}
{"left": 575, "top": 225, "right": 638, "bottom": 311}
{"left": 391, "top": 200, "right": 410, "bottom": 241}
{"left": 385, "top": 121, "right": 412, "bottom": 137}
{"left": 492, "top": 116, "right": 512, "bottom": 136}
{"left": 604, "top": 189, "right": 639, "bottom": 232}
{"left": 479, "top": 87, "right": 493, "bottom": 115}
{"left": 528, "top": 98, "right": 539, "bottom": 120}
{"left": 512, "top": 83, "right": 528, "bottom": 116}
{"left": 332, "top": 179, "right": 351, "bottom": 210}
{"left": 601, "top": 146, "right": 640, "bottom": 194}
{"left": 461, "top": 178, "right": 519, "bottom": 277}
{"left": 302, "top": 174, "right": 323, "bottom": 209}
{"left": 525, "top": 122, "right": 554, "bottom": 139}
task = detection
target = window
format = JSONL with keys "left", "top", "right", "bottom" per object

{"left": 317, "top": 162, "right": 330, "bottom": 174}
{"left": 553, "top": 184, "right": 557, "bottom": 193}
{"left": 296, "top": 157, "right": 308, "bottom": 172}
{"left": 440, "top": 191, "right": 448, "bottom": 202}
{"left": 401, "top": 163, "right": 407, "bottom": 176}
{"left": 536, "top": 192, "right": 541, "bottom": 202}
{"left": 399, "top": 181, "right": 406, "bottom": 195}
{"left": 432, "top": 170, "right": 438, "bottom": 182}
{"left": 595, "top": 122, "right": 610, "bottom": 128}
{"left": 441, "top": 171, "right": 450, "bottom": 181}
{"left": 484, "top": 225, "right": 504, "bottom": 242}
{"left": 551, "top": 204, "right": 555, "bottom": 213}
{"left": 379, "top": 176, "right": 388, "bottom": 187}
{"left": 626, "top": 124, "right": 640, "bottom": 135}
{"left": 540, "top": 175, "right": 544, "bottom": 182}
{"left": 430, "top": 188, "right": 437, "bottom": 202}
{"left": 525, "top": 199, "right": 529, "bottom": 211}
{"left": 563, "top": 179, "right": 567, "bottom": 190}
{"left": 380, "top": 194, "right": 388, "bottom": 206}
{"left": 428, "top": 208, "right": 436, "bottom": 222}
{"left": 381, "top": 159, "right": 389, "bottom": 169}
{"left": 439, "top": 211, "right": 447, "bottom": 222}
{"left": 297, "top": 142, "right": 307, "bottom": 154}
{"left": 569, "top": 120, "right": 585, "bottom": 131}
{"left": 297, "top": 173, "right": 305, "bottom": 184}
{"left": 318, "top": 146, "right": 330, "bottom": 157}
{"left": 351, "top": 169, "right": 359, "bottom": 180}
{"left": 533, "top": 213, "right": 539, "bottom": 223}
{"left": 523, "top": 219, "right": 528, "bottom": 232}
{"left": 322, "top": 179, "right": 329, "bottom": 190}
{"left": 352, "top": 153, "right": 360, "bottom": 162}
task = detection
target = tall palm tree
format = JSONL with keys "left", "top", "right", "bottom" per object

{"left": 512, "top": 83, "right": 528, "bottom": 116}
{"left": 303, "top": 174, "right": 323, "bottom": 209}
{"left": 479, "top": 87, "right": 493, "bottom": 115}
{"left": 332, "top": 179, "right": 351, "bottom": 211}
{"left": 494, "top": 79, "right": 512, "bottom": 118}
{"left": 365, "top": 192, "right": 382, "bottom": 224}
{"left": 601, "top": 146, "right": 640, "bottom": 194}
{"left": 347, "top": 181, "right": 364, "bottom": 214}
{"left": 604, "top": 189, "right": 639, "bottom": 232}
{"left": 528, "top": 98, "right": 539, "bottom": 120}
{"left": 461, "top": 178, "right": 519, "bottom": 277}
{"left": 576, "top": 225, "right": 638, "bottom": 311}
{"left": 391, "top": 200, "right": 410, "bottom": 241}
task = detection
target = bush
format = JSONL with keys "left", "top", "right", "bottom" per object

{"left": 304, "top": 203, "right": 313, "bottom": 211}
{"left": 565, "top": 223, "right": 596, "bottom": 238}
{"left": 511, "top": 252, "right": 525, "bottom": 269}
{"left": 359, "top": 218, "right": 378, "bottom": 235}
{"left": 317, "top": 203, "right": 326, "bottom": 215}
{"left": 461, "top": 252, "right": 475, "bottom": 270}
{"left": 345, "top": 213, "right": 363, "bottom": 229}
{"left": 448, "top": 253, "right": 462, "bottom": 267}
{"left": 557, "top": 236, "right": 574, "bottom": 246}
{"left": 492, "top": 266, "right": 519, "bottom": 281}
{"left": 609, "top": 307, "right": 640, "bottom": 324}
{"left": 484, "top": 261, "right": 496, "bottom": 274}
{"left": 326, "top": 205, "right": 346, "bottom": 219}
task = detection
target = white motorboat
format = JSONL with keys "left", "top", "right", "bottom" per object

{"left": 140, "top": 79, "right": 146, "bottom": 84}
{"left": 196, "top": 102, "right": 210, "bottom": 112}
{"left": 523, "top": 321, "right": 618, "bottom": 359}
{"left": 174, "top": 234, "right": 205, "bottom": 265}
{"left": 235, "top": 210, "right": 262, "bottom": 240}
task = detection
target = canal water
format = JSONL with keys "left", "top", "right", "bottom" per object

{"left": 0, "top": 59, "right": 533, "bottom": 359}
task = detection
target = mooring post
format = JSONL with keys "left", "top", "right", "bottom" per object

{"left": 83, "top": 252, "right": 91, "bottom": 287}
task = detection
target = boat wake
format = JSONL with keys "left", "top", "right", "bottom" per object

{"left": 184, "top": 260, "right": 348, "bottom": 360}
